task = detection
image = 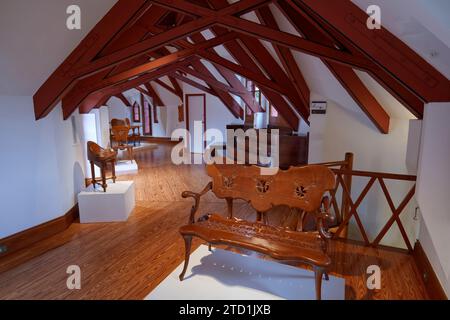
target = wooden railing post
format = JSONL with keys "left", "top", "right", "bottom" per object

{"left": 340, "top": 152, "right": 354, "bottom": 238}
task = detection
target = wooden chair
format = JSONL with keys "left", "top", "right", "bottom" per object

{"left": 179, "top": 164, "right": 336, "bottom": 300}
{"left": 111, "top": 126, "right": 134, "bottom": 163}
{"left": 87, "top": 141, "right": 117, "bottom": 192}
{"left": 126, "top": 118, "right": 141, "bottom": 146}
{"left": 111, "top": 118, "right": 127, "bottom": 127}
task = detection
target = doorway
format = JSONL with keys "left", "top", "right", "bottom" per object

{"left": 185, "top": 94, "right": 206, "bottom": 154}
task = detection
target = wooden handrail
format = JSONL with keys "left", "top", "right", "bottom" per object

{"left": 331, "top": 169, "right": 416, "bottom": 181}
{"left": 314, "top": 160, "right": 348, "bottom": 167}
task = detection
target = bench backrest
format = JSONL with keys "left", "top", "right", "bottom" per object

{"left": 206, "top": 164, "right": 335, "bottom": 213}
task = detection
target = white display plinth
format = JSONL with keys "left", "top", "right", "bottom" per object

{"left": 146, "top": 245, "right": 345, "bottom": 300}
{"left": 78, "top": 181, "right": 135, "bottom": 223}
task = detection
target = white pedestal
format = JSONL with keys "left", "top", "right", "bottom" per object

{"left": 78, "top": 181, "right": 135, "bottom": 223}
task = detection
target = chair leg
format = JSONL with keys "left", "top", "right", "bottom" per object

{"left": 90, "top": 161, "right": 96, "bottom": 189}
{"left": 324, "top": 272, "right": 329, "bottom": 281}
{"left": 208, "top": 243, "right": 212, "bottom": 251}
{"left": 179, "top": 235, "right": 192, "bottom": 281}
{"left": 101, "top": 166, "right": 107, "bottom": 192}
{"left": 314, "top": 267, "right": 324, "bottom": 300}
{"left": 111, "top": 160, "right": 116, "bottom": 183}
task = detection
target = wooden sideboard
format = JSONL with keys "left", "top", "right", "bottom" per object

{"left": 225, "top": 124, "right": 309, "bottom": 169}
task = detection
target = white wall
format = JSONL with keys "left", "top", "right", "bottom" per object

{"left": 0, "top": 97, "right": 85, "bottom": 238}
{"left": 416, "top": 102, "right": 450, "bottom": 296}
{"left": 308, "top": 94, "right": 419, "bottom": 248}
{"left": 0, "top": 0, "right": 117, "bottom": 95}
{"left": 152, "top": 79, "right": 184, "bottom": 138}
{"left": 108, "top": 96, "right": 131, "bottom": 122}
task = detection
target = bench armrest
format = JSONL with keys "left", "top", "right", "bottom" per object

{"left": 316, "top": 196, "right": 334, "bottom": 240}
{"left": 182, "top": 182, "right": 213, "bottom": 224}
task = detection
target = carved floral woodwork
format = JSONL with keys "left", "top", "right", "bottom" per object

{"left": 179, "top": 164, "right": 336, "bottom": 300}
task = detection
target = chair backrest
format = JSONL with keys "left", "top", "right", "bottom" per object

{"left": 87, "top": 141, "right": 103, "bottom": 161}
{"left": 111, "top": 126, "right": 130, "bottom": 147}
{"left": 111, "top": 118, "right": 127, "bottom": 127}
{"left": 206, "top": 164, "right": 335, "bottom": 213}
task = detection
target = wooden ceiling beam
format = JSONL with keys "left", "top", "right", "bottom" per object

{"left": 71, "top": 0, "right": 262, "bottom": 77}
{"left": 279, "top": 0, "right": 424, "bottom": 118}
{"left": 294, "top": 0, "right": 450, "bottom": 103}
{"left": 143, "top": 83, "right": 165, "bottom": 106}
{"left": 34, "top": 0, "right": 262, "bottom": 120}
{"left": 151, "top": 0, "right": 372, "bottom": 70}
{"left": 69, "top": 60, "right": 191, "bottom": 117}
{"left": 236, "top": 34, "right": 309, "bottom": 119}
{"left": 115, "top": 93, "right": 132, "bottom": 107}
{"left": 153, "top": 79, "right": 180, "bottom": 98}
{"left": 278, "top": 0, "right": 390, "bottom": 133}
{"left": 199, "top": 50, "right": 290, "bottom": 97}
{"left": 190, "top": 60, "right": 243, "bottom": 119}
{"left": 104, "top": 32, "right": 235, "bottom": 85}
{"left": 62, "top": 32, "right": 233, "bottom": 117}
{"left": 33, "top": 0, "right": 147, "bottom": 119}
{"left": 327, "top": 63, "right": 390, "bottom": 133}
{"left": 190, "top": 32, "right": 262, "bottom": 113}
{"left": 168, "top": 77, "right": 183, "bottom": 99}
{"left": 61, "top": 7, "right": 170, "bottom": 118}
{"left": 171, "top": 73, "right": 218, "bottom": 96}
{"left": 256, "top": 6, "right": 310, "bottom": 108}
{"left": 97, "top": 5, "right": 167, "bottom": 58}
{"left": 179, "top": 65, "right": 245, "bottom": 95}
{"left": 195, "top": 0, "right": 302, "bottom": 128}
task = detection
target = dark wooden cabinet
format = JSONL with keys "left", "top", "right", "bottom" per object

{"left": 225, "top": 124, "right": 309, "bottom": 169}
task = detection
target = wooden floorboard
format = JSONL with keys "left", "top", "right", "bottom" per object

{"left": 0, "top": 143, "right": 428, "bottom": 300}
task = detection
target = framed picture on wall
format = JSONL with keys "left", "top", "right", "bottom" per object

{"left": 132, "top": 101, "right": 140, "bottom": 122}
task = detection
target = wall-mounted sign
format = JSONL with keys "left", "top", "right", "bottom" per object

{"left": 311, "top": 101, "right": 327, "bottom": 114}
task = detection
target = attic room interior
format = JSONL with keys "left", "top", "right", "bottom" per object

{"left": 0, "top": 0, "right": 449, "bottom": 305}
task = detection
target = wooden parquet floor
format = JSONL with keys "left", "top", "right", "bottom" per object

{"left": 0, "top": 143, "right": 428, "bottom": 300}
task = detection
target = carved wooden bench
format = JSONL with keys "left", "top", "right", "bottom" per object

{"left": 179, "top": 164, "right": 336, "bottom": 300}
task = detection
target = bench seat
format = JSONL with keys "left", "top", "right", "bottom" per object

{"left": 180, "top": 214, "right": 331, "bottom": 267}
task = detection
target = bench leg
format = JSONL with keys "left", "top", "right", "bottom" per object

{"left": 179, "top": 235, "right": 192, "bottom": 281}
{"left": 314, "top": 267, "right": 324, "bottom": 300}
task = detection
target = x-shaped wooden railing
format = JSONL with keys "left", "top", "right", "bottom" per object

{"left": 327, "top": 168, "right": 416, "bottom": 252}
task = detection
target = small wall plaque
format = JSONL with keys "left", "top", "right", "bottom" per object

{"left": 311, "top": 101, "right": 327, "bottom": 114}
